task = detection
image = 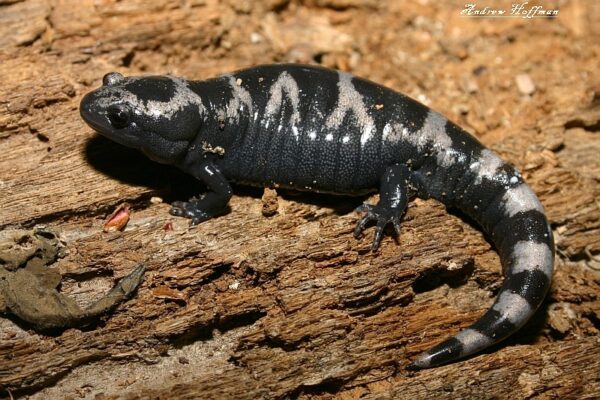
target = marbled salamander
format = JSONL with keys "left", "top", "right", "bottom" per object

{"left": 80, "top": 64, "right": 554, "bottom": 369}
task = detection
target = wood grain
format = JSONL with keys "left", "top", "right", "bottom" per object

{"left": 0, "top": 0, "right": 598, "bottom": 398}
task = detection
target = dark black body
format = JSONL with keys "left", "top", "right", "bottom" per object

{"left": 190, "top": 66, "right": 411, "bottom": 192}
{"left": 80, "top": 64, "right": 555, "bottom": 370}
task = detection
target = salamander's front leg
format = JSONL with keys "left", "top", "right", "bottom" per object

{"left": 170, "top": 160, "right": 232, "bottom": 225}
{"left": 354, "top": 164, "right": 412, "bottom": 251}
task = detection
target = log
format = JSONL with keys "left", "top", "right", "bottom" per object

{"left": 0, "top": 0, "right": 598, "bottom": 398}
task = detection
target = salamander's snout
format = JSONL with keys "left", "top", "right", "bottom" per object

{"left": 80, "top": 91, "right": 92, "bottom": 114}
{"left": 79, "top": 88, "right": 141, "bottom": 151}
{"left": 80, "top": 72, "right": 129, "bottom": 134}
{"left": 80, "top": 91, "right": 98, "bottom": 127}
{"left": 79, "top": 91, "right": 108, "bottom": 133}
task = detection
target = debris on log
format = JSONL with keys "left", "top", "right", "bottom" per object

{"left": 0, "top": 1, "right": 598, "bottom": 398}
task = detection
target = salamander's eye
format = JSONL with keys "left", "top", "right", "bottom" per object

{"left": 107, "top": 104, "right": 130, "bottom": 129}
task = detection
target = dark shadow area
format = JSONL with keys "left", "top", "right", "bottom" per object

{"left": 583, "top": 310, "right": 600, "bottom": 332}
{"left": 446, "top": 206, "right": 491, "bottom": 243}
{"left": 170, "top": 309, "right": 267, "bottom": 350}
{"left": 564, "top": 117, "right": 600, "bottom": 132}
{"left": 291, "top": 378, "right": 347, "bottom": 398}
{"left": 218, "top": 309, "right": 268, "bottom": 333}
{"left": 84, "top": 134, "right": 178, "bottom": 194}
{"left": 170, "top": 324, "right": 215, "bottom": 348}
{"left": 412, "top": 259, "right": 476, "bottom": 294}
{"left": 274, "top": 189, "right": 367, "bottom": 217}
{"left": 85, "top": 135, "right": 367, "bottom": 216}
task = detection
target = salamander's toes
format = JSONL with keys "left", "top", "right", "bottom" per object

{"left": 353, "top": 204, "right": 375, "bottom": 239}
{"left": 354, "top": 203, "right": 403, "bottom": 251}
{"left": 392, "top": 219, "right": 402, "bottom": 236}
{"left": 170, "top": 199, "right": 198, "bottom": 216}
{"left": 169, "top": 202, "right": 185, "bottom": 217}
{"left": 169, "top": 199, "right": 209, "bottom": 223}
{"left": 170, "top": 198, "right": 227, "bottom": 225}
{"left": 372, "top": 220, "right": 388, "bottom": 251}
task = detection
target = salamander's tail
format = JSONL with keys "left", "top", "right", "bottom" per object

{"left": 407, "top": 117, "right": 554, "bottom": 369}
{"left": 408, "top": 228, "right": 554, "bottom": 369}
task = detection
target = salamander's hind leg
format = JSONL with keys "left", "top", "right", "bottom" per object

{"left": 354, "top": 164, "right": 413, "bottom": 251}
{"left": 170, "top": 159, "right": 232, "bottom": 225}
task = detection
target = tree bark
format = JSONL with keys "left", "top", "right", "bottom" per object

{"left": 0, "top": 0, "right": 599, "bottom": 398}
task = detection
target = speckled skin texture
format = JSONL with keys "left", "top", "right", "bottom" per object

{"left": 80, "top": 64, "right": 555, "bottom": 369}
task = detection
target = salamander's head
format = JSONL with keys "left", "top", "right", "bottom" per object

{"left": 80, "top": 72, "right": 204, "bottom": 164}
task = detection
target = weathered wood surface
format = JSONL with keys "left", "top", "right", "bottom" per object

{"left": 0, "top": 0, "right": 599, "bottom": 398}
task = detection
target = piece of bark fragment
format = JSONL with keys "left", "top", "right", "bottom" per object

{"left": 516, "top": 73, "right": 535, "bottom": 95}
{"left": 261, "top": 188, "right": 279, "bottom": 217}
{"left": 0, "top": 227, "right": 145, "bottom": 329}
{"left": 104, "top": 203, "right": 131, "bottom": 232}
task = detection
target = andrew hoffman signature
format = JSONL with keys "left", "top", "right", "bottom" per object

{"left": 461, "top": 2, "right": 559, "bottom": 18}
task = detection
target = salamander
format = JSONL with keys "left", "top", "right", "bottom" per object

{"left": 79, "top": 64, "right": 554, "bottom": 369}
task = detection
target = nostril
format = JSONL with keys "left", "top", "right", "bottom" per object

{"left": 79, "top": 95, "right": 96, "bottom": 122}
{"left": 80, "top": 94, "right": 95, "bottom": 115}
